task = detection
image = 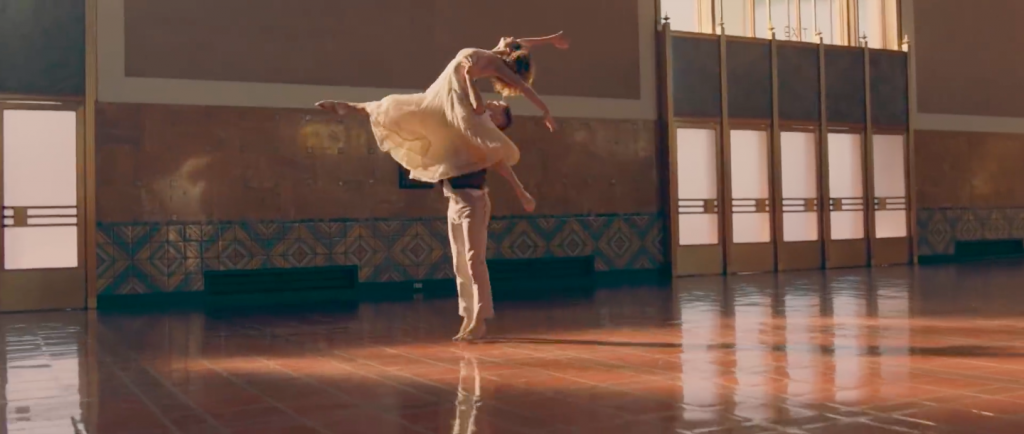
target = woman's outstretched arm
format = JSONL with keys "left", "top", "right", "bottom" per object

{"left": 492, "top": 160, "right": 535, "bottom": 212}
{"left": 490, "top": 64, "right": 557, "bottom": 132}
{"left": 516, "top": 32, "right": 570, "bottom": 50}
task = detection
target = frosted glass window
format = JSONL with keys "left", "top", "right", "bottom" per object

{"left": 676, "top": 128, "right": 718, "bottom": 200}
{"left": 799, "top": 0, "right": 819, "bottom": 42}
{"left": 781, "top": 132, "right": 817, "bottom": 199}
{"left": 754, "top": 0, "right": 791, "bottom": 39}
{"left": 831, "top": 211, "right": 865, "bottom": 240}
{"left": 818, "top": 0, "right": 840, "bottom": 44}
{"left": 731, "top": 130, "right": 771, "bottom": 244}
{"left": 2, "top": 109, "right": 80, "bottom": 270}
{"left": 720, "top": 0, "right": 750, "bottom": 36}
{"left": 781, "top": 132, "right": 818, "bottom": 242}
{"left": 828, "top": 133, "right": 864, "bottom": 240}
{"left": 734, "top": 213, "right": 772, "bottom": 244}
{"left": 873, "top": 134, "right": 907, "bottom": 239}
{"left": 5, "top": 227, "right": 78, "bottom": 270}
{"left": 858, "top": 0, "right": 887, "bottom": 48}
{"left": 661, "top": 0, "right": 699, "bottom": 32}
{"left": 692, "top": 0, "right": 895, "bottom": 46}
{"left": 872, "top": 135, "right": 906, "bottom": 198}
{"left": 679, "top": 214, "right": 719, "bottom": 246}
{"left": 3, "top": 110, "right": 78, "bottom": 207}
{"left": 783, "top": 212, "right": 818, "bottom": 242}
{"left": 828, "top": 133, "right": 863, "bottom": 198}
{"left": 730, "top": 130, "right": 770, "bottom": 199}
{"left": 875, "top": 210, "right": 907, "bottom": 238}
{"left": 676, "top": 128, "right": 720, "bottom": 246}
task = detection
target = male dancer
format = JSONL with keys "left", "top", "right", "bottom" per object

{"left": 445, "top": 100, "right": 518, "bottom": 342}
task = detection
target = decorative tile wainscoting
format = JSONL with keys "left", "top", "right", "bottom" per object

{"left": 97, "top": 214, "right": 665, "bottom": 295}
{"left": 917, "top": 208, "right": 1024, "bottom": 257}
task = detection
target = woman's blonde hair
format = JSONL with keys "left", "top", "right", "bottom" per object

{"left": 491, "top": 49, "right": 534, "bottom": 98}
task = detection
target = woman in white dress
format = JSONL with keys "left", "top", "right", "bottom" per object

{"left": 316, "top": 33, "right": 569, "bottom": 211}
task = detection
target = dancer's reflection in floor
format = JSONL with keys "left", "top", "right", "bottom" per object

{"left": 453, "top": 353, "right": 481, "bottom": 434}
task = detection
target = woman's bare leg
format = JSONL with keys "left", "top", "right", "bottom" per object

{"left": 492, "top": 161, "right": 535, "bottom": 212}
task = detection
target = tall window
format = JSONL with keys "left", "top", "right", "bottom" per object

{"left": 661, "top": 0, "right": 902, "bottom": 50}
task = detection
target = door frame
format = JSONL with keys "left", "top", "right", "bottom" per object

{"left": 822, "top": 125, "right": 871, "bottom": 269}
{"left": 0, "top": 99, "right": 89, "bottom": 312}
{"left": 724, "top": 121, "right": 776, "bottom": 274}
{"left": 669, "top": 119, "right": 726, "bottom": 276}
{"left": 774, "top": 123, "right": 825, "bottom": 271}
{"left": 868, "top": 127, "right": 913, "bottom": 266}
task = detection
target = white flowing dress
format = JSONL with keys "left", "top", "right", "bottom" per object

{"left": 360, "top": 48, "right": 521, "bottom": 183}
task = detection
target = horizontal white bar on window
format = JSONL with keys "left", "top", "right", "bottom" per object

{"left": 27, "top": 207, "right": 77, "bottom": 216}
{"left": 27, "top": 217, "right": 77, "bottom": 226}
{"left": 841, "top": 205, "right": 864, "bottom": 211}
{"left": 782, "top": 199, "right": 814, "bottom": 206}
{"left": 3, "top": 218, "right": 12, "bottom": 226}
{"left": 678, "top": 199, "right": 712, "bottom": 207}
{"left": 838, "top": 198, "right": 864, "bottom": 204}
{"left": 679, "top": 208, "right": 713, "bottom": 214}
{"left": 782, "top": 206, "right": 809, "bottom": 212}
{"left": 732, "top": 199, "right": 757, "bottom": 206}
{"left": 2, "top": 209, "right": 11, "bottom": 217}
{"left": 733, "top": 206, "right": 758, "bottom": 213}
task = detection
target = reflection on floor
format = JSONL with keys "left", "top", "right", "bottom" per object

{"left": 9, "top": 263, "right": 1024, "bottom": 433}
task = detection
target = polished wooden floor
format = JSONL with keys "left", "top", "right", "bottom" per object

{"left": 8, "top": 263, "right": 1024, "bottom": 433}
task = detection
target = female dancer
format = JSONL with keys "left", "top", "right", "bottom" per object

{"left": 315, "top": 32, "right": 569, "bottom": 212}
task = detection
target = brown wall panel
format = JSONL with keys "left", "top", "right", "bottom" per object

{"left": 726, "top": 39, "right": 771, "bottom": 121}
{"left": 95, "top": 102, "right": 659, "bottom": 222}
{"left": 123, "top": 0, "right": 640, "bottom": 100}
{"left": 915, "top": 130, "right": 1024, "bottom": 209}
{"left": 672, "top": 35, "right": 721, "bottom": 119}
{"left": 0, "top": 0, "right": 85, "bottom": 96}
{"left": 824, "top": 47, "right": 866, "bottom": 125}
{"left": 777, "top": 43, "right": 820, "bottom": 123}
{"left": 914, "top": 0, "right": 1024, "bottom": 117}
{"left": 870, "top": 49, "right": 908, "bottom": 128}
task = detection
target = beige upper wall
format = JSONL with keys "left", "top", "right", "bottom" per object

{"left": 908, "top": 0, "right": 1024, "bottom": 133}
{"left": 100, "top": 0, "right": 658, "bottom": 120}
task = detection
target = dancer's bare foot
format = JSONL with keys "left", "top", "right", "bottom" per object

{"left": 519, "top": 192, "right": 536, "bottom": 213}
{"left": 315, "top": 100, "right": 362, "bottom": 116}
{"left": 453, "top": 317, "right": 472, "bottom": 341}
{"left": 460, "top": 321, "right": 487, "bottom": 342}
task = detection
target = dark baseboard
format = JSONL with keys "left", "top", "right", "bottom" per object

{"left": 918, "top": 239, "right": 1024, "bottom": 265}
{"left": 96, "top": 267, "right": 666, "bottom": 312}
{"left": 595, "top": 267, "right": 670, "bottom": 287}
{"left": 919, "top": 253, "right": 1024, "bottom": 265}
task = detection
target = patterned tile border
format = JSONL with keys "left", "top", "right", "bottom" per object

{"left": 97, "top": 213, "right": 665, "bottom": 295}
{"left": 917, "top": 208, "right": 1024, "bottom": 257}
